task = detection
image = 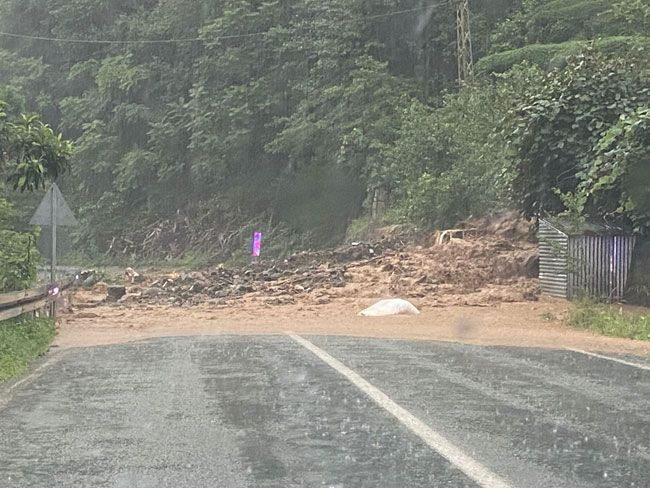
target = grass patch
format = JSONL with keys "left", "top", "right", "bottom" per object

{"left": 568, "top": 300, "right": 650, "bottom": 341}
{"left": 0, "top": 315, "right": 56, "bottom": 382}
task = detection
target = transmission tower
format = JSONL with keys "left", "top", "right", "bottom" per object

{"left": 455, "top": 0, "right": 474, "bottom": 84}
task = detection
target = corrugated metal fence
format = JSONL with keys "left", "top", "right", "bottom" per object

{"left": 568, "top": 235, "right": 636, "bottom": 301}
{"left": 539, "top": 220, "right": 569, "bottom": 298}
{"left": 538, "top": 220, "right": 636, "bottom": 300}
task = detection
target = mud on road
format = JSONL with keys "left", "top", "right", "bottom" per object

{"left": 55, "top": 294, "right": 650, "bottom": 357}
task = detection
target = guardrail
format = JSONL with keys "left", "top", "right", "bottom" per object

{"left": 0, "top": 280, "right": 74, "bottom": 323}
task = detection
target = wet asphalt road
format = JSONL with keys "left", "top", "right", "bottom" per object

{"left": 0, "top": 335, "right": 648, "bottom": 488}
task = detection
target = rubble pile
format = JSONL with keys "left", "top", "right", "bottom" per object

{"left": 128, "top": 262, "right": 347, "bottom": 307}
{"left": 352, "top": 235, "right": 540, "bottom": 305}
{"left": 86, "top": 214, "right": 541, "bottom": 308}
{"left": 103, "top": 242, "right": 384, "bottom": 307}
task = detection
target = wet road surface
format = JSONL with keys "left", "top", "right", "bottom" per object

{"left": 0, "top": 335, "right": 648, "bottom": 487}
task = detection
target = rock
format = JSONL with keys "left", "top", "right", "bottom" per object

{"left": 189, "top": 282, "right": 205, "bottom": 293}
{"left": 523, "top": 253, "right": 539, "bottom": 278}
{"left": 92, "top": 282, "right": 108, "bottom": 294}
{"left": 414, "top": 275, "right": 428, "bottom": 285}
{"left": 141, "top": 287, "right": 161, "bottom": 298}
{"left": 118, "top": 293, "right": 140, "bottom": 304}
{"left": 125, "top": 267, "right": 144, "bottom": 284}
{"left": 74, "top": 312, "right": 101, "bottom": 319}
{"left": 83, "top": 274, "right": 100, "bottom": 288}
{"left": 106, "top": 286, "right": 127, "bottom": 302}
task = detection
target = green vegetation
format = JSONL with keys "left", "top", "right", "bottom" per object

{"left": 0, "top": 101, "right": 72, "bottom": 292}
{"left": 0, "top": 0, "right": 647, "bottom": 264}
{"left": 507, "top": 49, "right": 650, "bottom": 230}
{"left": 477, "top": 36, "right": 650, "bottom": 74}
{"left": 0, "top": 316, "right": 55, "bottom": 382}
{"left": 489, "top": 0, "right": 648, "bottom": 52}
{"left": 569, "top": 300, "right": 650, "bottom": 340}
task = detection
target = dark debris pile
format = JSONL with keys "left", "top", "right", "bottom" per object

{"left": 111, "top": 242, "right": 385, "bottom": 307}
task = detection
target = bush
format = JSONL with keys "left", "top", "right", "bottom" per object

{"left": 505, "top": 49, "right": 650, "bottom": 222}
{"left": 0, "top": 316, "right": 56, "bottom": 382}
{"left": 0, "top": 197, "right": 40, "bottom": 292}
{"left": 525, "top": 0, "right": 622, "bottom": 43}
{"left": 568, "top": 299, "right": 650, "bottom": 341}
{"left": 478, "top": 36, "right": 650, "bottom": 74}
{"left": 382, "top": 76, "right": 522, "bottom": 228}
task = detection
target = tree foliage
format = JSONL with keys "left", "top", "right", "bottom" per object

{"left": 0, "top": 0, "right": 526, "bottom": 252}
{"left": 0, "top": 0, "right": 647, "bottom": 261}
{"left": 0, "top": 99, "right": 72, "bottom": 291}
{"left": 576, "top": 107, "right": 650, "bottom": 231}
{"left": 506, "top": 49, "right": 650, "bottom": 229}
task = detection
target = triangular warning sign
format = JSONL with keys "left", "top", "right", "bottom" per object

{"left": 30, "top": 183, "right": 78, "bottom": 227}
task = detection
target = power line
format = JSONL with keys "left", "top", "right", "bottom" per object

{"left": 0, "top": 30, "right": 252, "bottom": 45}
{"left": 0, "top": 1, "right": 450, "bottom": 46}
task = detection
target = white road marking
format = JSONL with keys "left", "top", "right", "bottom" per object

{"left": 565, "top": 348, "right": 650, "bottom": 371}
{"left": 287, "top": 332, "right": 513, "bottom": 488}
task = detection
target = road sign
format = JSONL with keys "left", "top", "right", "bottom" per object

{"left": 30, "top": 183, "right": 78, "bottom": 227}
{"left": 30, "top": 183, "right": 77, "bottom": 287}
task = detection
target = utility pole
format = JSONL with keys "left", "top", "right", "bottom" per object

{"left": 455, "top": 0, "right": 474, "bottom": 85}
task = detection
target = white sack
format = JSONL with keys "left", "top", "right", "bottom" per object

{"left": 359, "top": 299, "right": 420, "bottom": 317}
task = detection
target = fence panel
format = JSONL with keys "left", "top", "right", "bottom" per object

{"left": 568, "top": 236, "right": 635, "bottom": 300}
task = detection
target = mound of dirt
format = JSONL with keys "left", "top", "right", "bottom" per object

{"left": 86, "top": 213, "right": 540, "bottom": 309}
{"left": 342, "top": 234, "right": 539, "bottom": 307}
{"left": 461, "top": 211, "right": 536, "bottom": 242}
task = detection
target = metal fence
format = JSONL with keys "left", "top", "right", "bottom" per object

{"left": 538, "top": 220, "right": 636, "bottom": 301}
{"left": 568, "top": 235, "right": 636, "bottom": 301}
{"left": 538, "top": 220, "right": 569, "bottom": 298}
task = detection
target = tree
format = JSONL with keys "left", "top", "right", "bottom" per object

{"left": 506, "top": 50, "right": 650, "bottom": 222}
{"left": 1, "top": 107, "right": 73, "bottom": 191}
{"left": 0, "top": 100, "right": 74, "bottom": 291}
{"left": 379, "top": 65, "right": 537, "bottom": 228}
{"left": 573, "top": 107, "right": 650, "bottom": 231}
{"left": 1, "top": 0, "right": 646, "bottom": 259}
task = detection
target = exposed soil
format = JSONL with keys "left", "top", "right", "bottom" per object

{"left": 55, "top": 214, "right": 650, "bottom": 356}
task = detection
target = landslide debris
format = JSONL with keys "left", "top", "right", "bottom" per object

{"left": 86, "top": 213, "right": 540, "bottom": 309}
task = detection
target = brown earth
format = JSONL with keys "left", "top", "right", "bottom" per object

{"left": 55, "top": 214, "right": 650, "bottom": 356}
{"left": 55, "top": 292, "right": 650, "bottom": 356}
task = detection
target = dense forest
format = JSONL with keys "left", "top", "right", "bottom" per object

{"left": 1, "top": 0, "right": 649, "bottom": 283}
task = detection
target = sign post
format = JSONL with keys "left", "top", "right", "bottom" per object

{"left": 50, "top": 183, "right": 57, "bottom": 284}
{"left": 30, "top": 183, "right": 78, "bottom": 317}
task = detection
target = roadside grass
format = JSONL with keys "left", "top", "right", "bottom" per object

{"left": 568, "top": 300, "right": 650, "bottom": 341}
{"left": 0, "top": 316, "right": 56, "bottom": 382}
